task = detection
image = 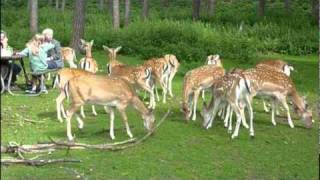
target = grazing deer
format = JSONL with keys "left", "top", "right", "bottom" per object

{"left": 182, "top": 65, "right": 225, "bottom": 121}
{"left": 143, "top": 57, "right": 171, "bottom": 104}
{"left": 53, "top": 68, "right": 97, "bottom": 122}
{"left": 78, "top": 39, "right": 98, "bottom": 73}
{"left": 255, "top": 59, "right": 294, "bottom": 113}
{"left": 242, "top": 67, "right": 313, "bottom": 129}
{"left": 201, "top": 55, "right": 223, "bottom": 100}
{"left": 201, "top": 71, "right": 253, "bottom": 138}
{"left": 163, "top": 54, "right": 180, "bottom": 98}
{"left": 63, "top": 75, "right": 155, "bottom": 141}
{"left": 103, "top": 46, "right": 156, "bottom": 109}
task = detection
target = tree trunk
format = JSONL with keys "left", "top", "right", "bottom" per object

{"left": 61, "top": 0, "right": 65, "bottom": 11}
{"left": 48, "top": 0, "right": 52, "bottom": 6}
{"left": 29, "top": 0, "right": 38, "bottom": 35}
{"left": 113, "top": 0, "right": 120, "bottom": 29}
{"left": 70, "top": 0, "right": 86, "bottom": 53}
{"left": 312, "top": 0, "right": 319, "bottom": 24}
{"left": 124, "top": 0, "right": 131, "bottom": 27}
{"left": 192, "top": 0, "right": 201, "bottom": 21}
{"left": 99, "top": 0, "right": 104, "bottom": 10}
{"left": 141, "top": 0, "right": 149, "bottom": 21}
{"left": 258, "top": 0, "right": 265, "bottom": 17}
{"left": 284, "top": 0, "right": 290, "bottom": 14}
{"left": 161, "top": 0, "right": 169, "bottom": 7}
{"left": 55, "top": 0, "right": 59, "bottom": 9}
{"left": 108, "top": 0, "right": 113, "bottom": 16}
{"left": 208, "top": 0, "right": 215, "bottom": 17}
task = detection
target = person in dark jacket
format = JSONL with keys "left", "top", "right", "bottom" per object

{"left": 42, "top": 28, "right": 64, "bottom": 69}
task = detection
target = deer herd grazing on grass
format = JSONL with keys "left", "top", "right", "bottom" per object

{"left": 52, "top": 39, "right": 313, "bottom": 141}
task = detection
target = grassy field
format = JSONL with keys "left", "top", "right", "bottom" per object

{"left": 1, "top": 51, "right": 318, "bottom": 179}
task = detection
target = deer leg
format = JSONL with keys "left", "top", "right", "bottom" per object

{"left": 56, "top": 92, "right": 66, "bottom": 123}
{"left": 192, "top": 90, "right": 200, "bottom": 121}
{"left": 61, "top": 104, "right": 67, "bottom": 119}
{"left": 245, "top": 95, "right": 254, "bottom": 137}
{"left": 231, "top": 103, "right": 242, "bottom": 139}
{"left": 280, "top": 97, "right": 294, "bottom": 128}
{"left": 155, "top": 86, "right": 160, "bottom": 102}
{"left": 201, "top": 90, "right": 205, "bottom": 100}
{"left": 263, "top": 99, "right": 270, "bottom": 112}
{"left": 119, "top": 108, "right": 133, "bottom": 138}
{"left": 228, "top": 108, "right": 234, "bottom": 133}
{"left": 161, "top": 79, "right": 168, "bottom": 104}
{"left": 92, "top": 105, "right": 98, "bottom": 116}
{"left": 80, "top": 106, "right": 86, "bottom": 118}
{"left": 109, "top": 108, "right": 115, "bottom": 140}
{"left": 224, "top": 104, "right": 231, "bottom": 128}
{"left": 271, "top": 100, "right": 276, "bottom": 126}
{"left": 275, "top": 100, "right": 280, "bottom": 115}
{"left": 66, "top": 104, "right": 80, "bottom": 141}
{"left": 239, "top": 102, "right": 249, "bottom": 129}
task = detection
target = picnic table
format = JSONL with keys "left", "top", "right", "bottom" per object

{"left": 1, "top": 54, "right": 30, "bottom": 95}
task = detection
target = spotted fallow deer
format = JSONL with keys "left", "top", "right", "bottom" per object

{"left": 242, "top": 67, "right": 313, "bottom": 129}
{"left": 78, "top": 39, "right": 99, "bottom": 73}
{"left": 255, "top": 59, "right": 294, "bottom": 113}
{"left": 103, "top": 46, "right": 156, "bottom": 109}
{"left": 143, "top": 57, "right": 171, "bottom": 104}
{"left": 201, "top": 70, "right": 253, "bottom": 139}
{"left": 63, "top": 75, "right": 155, "bottom": 141}
{"left": 201, "top": 54, "right": 223, "bottom": 100}
{"left": 182, "top": 65, "right": 225, "bottom": 121}
{"left": 53, "top": 68, "right": 97, "bottom": 123}
{"left": 163, "top": 54, "right": 180, "bottom": 97}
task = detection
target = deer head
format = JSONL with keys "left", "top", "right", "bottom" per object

{"left": 164, "top": 54, "right": 180, "bottom": 69}
{"left": 207, "top": 54, "right": 222, "bottom": 67}
{"left": 80, "top": 39, "right": 94, "bottom": 53}
{"left": 293, "top": 96, "right": 313, "bottom": 128}
{"left": 103, "top": 45, "right": 122, "bottom": 61}
{"left": 142, "top": 109, "right": 155, "bottom": 132}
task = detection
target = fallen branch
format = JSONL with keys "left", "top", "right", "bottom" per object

{"left": 1, "top": 158, "right": 81, "bottom": 166}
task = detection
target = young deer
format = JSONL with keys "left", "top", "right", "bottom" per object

{"left": 143, "top": 57, "right": 171, "bottom": 104}
{"left": 201, "top": 54, "right": 223, "bottom": 100}
{"left": 64, "top": 75, "right": 155, "bottom": 141}
{"left": 201, "top": 71, "right": 253, "bottom": 139}
{"left": 78, "top": 39, "right": 99, "bottom": 73}
{"left": 255, "top": 59, "right": 294, "bottom": 113}
{"left": 53, "top": 68, "right": 96, "bottom": 122}
{"left": 182, "top": 65, "right": 225, "bottom": 121}
{"left": 103, "top": 46, "right": 156, "bottom": 109}
{"left": 243, "top": 67, "right": 313, "bottom": 129}
{"left": 163, "top": 54, "right": 180, "bottom": 97}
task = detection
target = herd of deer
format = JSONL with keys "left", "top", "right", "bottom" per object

{"left": 53, "top": 39, "right": 313, "bottom": 141}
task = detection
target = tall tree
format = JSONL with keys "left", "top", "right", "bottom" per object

{"left": 113, "top": 0, "right": 120, "bottom": 29}
{"left": 192, "top": 0, "right": 201, "bottom": 21}
{"left": 312, "top": 0, "right": 319, "bottom": 24}
{"left": 98, "top": 0, "right": 104, "bottom": 10}
{"left": 161, "top": 0, "right": 169, "bottom": 8}
{"left": 108, "top": 0, "right": 113, "bottom": 16}
{"left": 61, "top": 0, "right": 65, "bottom": 11}
{"left": 55, "top": 0, "right": 59, "bottom": 9}
{"left": 208, "top": 0, "right": 215, "bottom": 17}
{"left": 29, "top": 0, "right": 38, "bottom": 35}
{"left": 124, "top": 0, "right": 131, "bottom": 27}
{"left": 258, "top": 0, "right": 265, "bottom": 17}
{"left": 141, "top": 0, "right": 149, "bottom": 21}
{"left": 48, "top": 0, "right": 52, "bottom": 6}
{"left": 284, "top": 0, "right": 290, "bottom": 14}
{"left": 70, "top": 0, "right": 86, "bottom": 53}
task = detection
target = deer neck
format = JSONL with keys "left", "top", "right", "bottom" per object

{"left": 290, "top": 87, "right": 305, "bottom": 112}
{"left": 131, "top": 96, "right": 149, "bottom": 116}
{"left": 86, "top": 48, "right": 92, "bottom": 58}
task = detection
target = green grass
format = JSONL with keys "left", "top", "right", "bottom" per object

{"left": 1, "top": 51, "right": 318, "bottom": 179}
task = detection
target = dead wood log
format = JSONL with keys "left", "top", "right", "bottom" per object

{"left": 1, "top": 158, "right": 81, "bottom": 166}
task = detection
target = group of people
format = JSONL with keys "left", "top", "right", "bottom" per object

{"left": 0, "top": 28, "right": 64, "bottom": 93}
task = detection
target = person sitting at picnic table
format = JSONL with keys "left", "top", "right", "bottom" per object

{"left": 16, "top": 34, "right": 55, "bottom": 94}
{"left": 1, "top": 30, "right": 22, "bottom": 90}
{"left": 42, "top": 28, "right": 63, "bottom": 69}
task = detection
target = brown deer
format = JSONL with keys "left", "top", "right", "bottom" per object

{"left": 63, "top": 75, "right": 155, "bottom": 141}
{"left": 61, "top": 47, "right": 77, "bottom": 68}
{"left": 78, "top": 39, "right": 99, "bottom": 73}
{"left": 164, "top": 54, "right": 180, "bottom": 98}
{"left": 182, "top": 65, "right": 225, "bottom": 121}
{"left": 103, "top": 46, "right": 156, "bottom": 109}
{"left": 201, "top": 70, "right": 253, "bottom": 139}
{"left": 242, "top": 67, "right": 313, "bottom": 129}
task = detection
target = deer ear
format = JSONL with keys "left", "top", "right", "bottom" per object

{"left": 103, "top": 45, "right": 111, "bottom": 52}
{"left": 115, "top": 46, "right": 122, "bottom": 52}
{"left": 214, "top": 54, "right": 220, "bottom": 60}
{"left": 90, "top": 40, "right": 94, "bottom": 45}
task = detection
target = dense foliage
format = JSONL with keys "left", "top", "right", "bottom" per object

{"left": 1, "top": 0, "right": 317, "bottom": 62}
